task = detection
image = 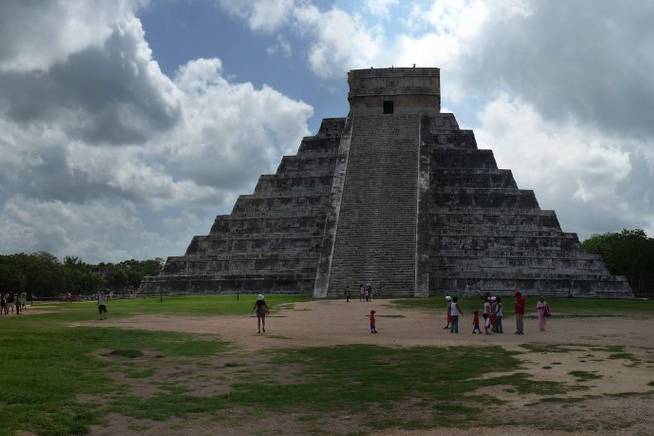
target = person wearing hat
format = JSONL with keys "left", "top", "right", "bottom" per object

{"left": 443, "top": 295, "right": 452, "bottom": 329}
{"left": 252, "top": 294, "right": 269, "bottom": 334}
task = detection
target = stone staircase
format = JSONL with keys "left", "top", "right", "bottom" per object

{"left": 326, "top": 114, "right": 420, "bottom": 297}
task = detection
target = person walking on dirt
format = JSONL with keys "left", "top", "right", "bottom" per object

{"left": 483, "top": 296, "right": 492, "bottom": 335}
{"left": 252, "top": 294, "right": 269, "bottom": 334}
{"left": 495, "top": 297, "right": 504, "bottom": 334}
{"left": 449, "top": 297, "right": 463, "bottom": 333}
{"left": 368, "top": 309, "right": 377, "bottom": 333}
{"left": 514, "top": 290, "right": 525, "bottom": 335}
{"left": 536, "top": 296, "right": 550, "bottom": 332}
{"left": 97, "top": 290, "right": 108, "bottom": 320}
{"left": 359, "top": 283, "right": 364, "bottom": 302}
{"left": 443, "top": 296, "right": 452, "bottom": 329}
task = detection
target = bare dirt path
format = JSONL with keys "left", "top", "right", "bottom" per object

{"left": 81, "top": 299, "right": 654, "bottom": 352}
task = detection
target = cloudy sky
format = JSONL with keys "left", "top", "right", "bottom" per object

{"left": 1, "top": 0, "right": 652, "bottom": 262}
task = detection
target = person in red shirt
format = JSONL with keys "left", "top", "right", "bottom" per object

{"left": 472, "top": 310, "right": 481, "bottom": 334}
{"left": 368, "top": 310, "right": 377, "bottom": 333}
{"left": 514, "top": 290, "right": 526, "bottom": 335}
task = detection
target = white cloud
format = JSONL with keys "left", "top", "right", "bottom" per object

{"left": 292, "top": 5, "right": 384, "bottom": 78}
{"left": 0, "top": 4, "right": 314, "bottom": 262}
{"left": 0, "top": 0, "right": 147, "bottom": 72}
{"left": 267, "top": 35, "right": 292, "bottom": 57}
{"left": 364, "top": 0, "right": 399, "bottom": 17}
{"left": 476, "top": 95, "right": 654, "bottom": 238}
{"left": 217, "top": 0, "right": 295, "bottom": 32}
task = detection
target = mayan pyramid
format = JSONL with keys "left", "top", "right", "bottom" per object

{"left": 140, "top": 67, "right": 632, "bottom": 298}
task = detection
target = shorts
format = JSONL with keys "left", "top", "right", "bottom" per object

{"left": 98, "top": 305, "right": 107, "bottom": 314}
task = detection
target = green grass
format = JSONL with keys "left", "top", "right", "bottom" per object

{"left": 568, "top": 371, "right": 603, "bottom": 382}
{"left": 0, "top": 324, "right": 229, "bottom": 434}
{"left": 32, "top": 294, "right": 308, "bottom": 322}
{"left": 390, "top": 296, "right": 654, "bottom": 317}
{"left": 0, "top": 295, "right": 264, "bottom": 435}
{"left": 1, "top": 293, "right": 642, "bottom": 434}
{"left": 520, "top": 343, "right": 585, "bottom": 353}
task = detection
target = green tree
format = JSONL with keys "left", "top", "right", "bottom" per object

{"left": 583, "top": 229, "right": 654, "bottom": 297}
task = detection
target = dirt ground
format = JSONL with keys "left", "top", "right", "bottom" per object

{"left": 81, "top": 300, "right": 654, "bottom": 435}
{"left": 82, "top": 299, "right": 654, "bottom": 352}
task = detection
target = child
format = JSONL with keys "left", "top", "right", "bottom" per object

{"left": 472, "top": 310, "right": 481, "bottom": 334}
{"left": 449, "top": 297, "right": 463, "bottom": 333}
{"left": 368, "top": 310, "right": 377, "bottom": 333}
{"left": 443, "top": 295, "right": 452, "bottom": 329}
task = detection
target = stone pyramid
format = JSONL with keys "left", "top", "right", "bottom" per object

{"left": 140, "top": 67, "right": 632, "bottom": 298}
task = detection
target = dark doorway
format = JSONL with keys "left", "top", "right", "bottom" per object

{"left": 383, "top": 100, "right": 394, "bottom": 114}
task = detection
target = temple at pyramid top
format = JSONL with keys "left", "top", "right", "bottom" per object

{"left": 348, "top": 67, "right": 441, "bottom": 113}
{"left": 141, "top": 67, "right": 632, "bottom": 298}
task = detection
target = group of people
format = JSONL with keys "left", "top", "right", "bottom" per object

{"left": 444, "top": 290, "right": 551, "bottom": 335}
{"left": 357, "top": 283, "right": 376, "bottom": 302}
{"left": 0, "top": 291, "right": 28, "bottom": 315}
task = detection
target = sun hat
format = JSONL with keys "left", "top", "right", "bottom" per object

{"left": 257, "top": 294, "right": 264, "bottom": 301}
{"left": 445, "top": 295, "right": 452, "bottom": 301}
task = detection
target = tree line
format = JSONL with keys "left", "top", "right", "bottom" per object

{"left": 582, "top": 229, "right": 654, "bottom": 298}
{"left": 0, "top": 252, "right": 163, "bottom": 298}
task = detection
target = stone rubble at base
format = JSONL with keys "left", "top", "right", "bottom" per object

{"left": 140, "top": 67, "right": 632, "bottom": 298}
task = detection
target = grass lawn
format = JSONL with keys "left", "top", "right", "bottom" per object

{"left": 391, "top": 296, "right": 654, "bottom": 317}
{"left": 2, "top": 293, "right": 652, "bottom": 434}
{"left": 32, "top": 294, "right": 307, "bottom": 322}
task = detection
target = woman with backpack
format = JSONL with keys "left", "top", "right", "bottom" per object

{"left": 536, "top": 296, "right": 550, "bottom": 332}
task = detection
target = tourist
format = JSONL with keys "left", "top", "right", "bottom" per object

{"left": 7, "top": 292, "right": 14, "bottom": 314}
{"left": 368, "top": 309, "right": 377, "bottom": 333}
{"left": 97, "top": 290, "right": 108, "bottom": 320}
{"left": 449, "top": 296, "right": 462, "bottom": 333}
{"left": 345, "top": 290, "right": 351, "bottom": 302}
{"left": 514, "top": 290, "right": 525, "bottom": 335}
{"left": 464, "top": 283, "right": 472, "bottom": 299}
{"left": 483, "top": 296, "right": 492, "bottom": 335}
{"left": 490, "top": 296, "right": 498, "bottom": 332}
{"left": 472, "top": 310, "right": 481, "bottom": 334}
{"left": 364, "top": 284, "right": 369, "bottom": 302}
{"left": 1, "top": 292, "right": 7, "bottom": 315}
{"left": 14, "top": 292, "right": 21, "bottom": 315}
{"left": 495, "top": 297, "right": 504, "bottom": 334}
{"left": 252, "top": 293, "right": 269, "bottom": 334}
{"left": 536, "top": 296, "right": 550, "bottom": 332}
{"left": 359, "top": 283, "right": 364, "bottom": 302}
{"left": 443, "top": 295, "right": 452, "bottom": 329}
{"left": 20, "top": 291, "right": 27, "bottom": 311}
